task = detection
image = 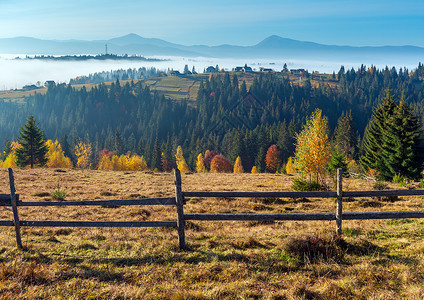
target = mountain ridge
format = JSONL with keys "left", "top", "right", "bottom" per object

{"left": 0, "top": 34, "right": 423, "bottom": 61}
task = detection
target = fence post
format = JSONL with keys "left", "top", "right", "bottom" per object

{"left": 174, "top": 168, "right": 186, "bottom": 250}
{"left": 336, "top": 168, "right": 343, "bottom": 236}
{"left": 9, "top": 168, "right": 23, "bottom": 249}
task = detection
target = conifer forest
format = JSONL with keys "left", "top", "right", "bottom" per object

{"left": 2, "top": 64, "right": 424, "bottom": 178}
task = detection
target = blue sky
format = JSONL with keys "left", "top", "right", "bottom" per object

{"left": 1, "top": 0, "right": 424, "bottom": 46}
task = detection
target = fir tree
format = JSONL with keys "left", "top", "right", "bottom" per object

{"left": 1, "top": 137, "right": 11, "bottom": 160}
{"left": 361, "top": 91, "right": 397, "bottom": 173}
{"left": 15, "top": 115, "right": 48, "bottom": 168}
{"left": 380, "top": 100, "right": 423, "bottom": 179}
{"left": 151, "top": 138, "right": 161, "bottom": 171}
{"left": 334, "top": 111, "right": 356, "bottom": 158}
{"left": 361, "top": 91, "right": 423, "bottom": 180}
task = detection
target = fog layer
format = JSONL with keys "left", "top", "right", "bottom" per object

{"left": 0, "top": 54, "right": 421, "bottom": 90}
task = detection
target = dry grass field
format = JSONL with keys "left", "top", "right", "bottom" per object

{"left": 0, "top": 168, "right": 424, "bottom": 299}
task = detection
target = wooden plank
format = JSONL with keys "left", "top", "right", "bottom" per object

{"left": 0, "top": 194, "right": 19, "bottom": 206}
{"left": 343, "top": 211, "right": 424, "bottom": 220}
{"left": 17, "top": 197, "right": 176, "bottom": 207}
{"left": 336, "top": 168, "right": 343, "bottom": 236}
{"left": 182, "top": 191, "right": 337, "bottom": 198}
{"left": 19, "top": 220, "right": 177, "bottom": 227}
{"left": 0, "top": 193, "right": 11, "bottom": 200}
{"left": 175, "top": 169, "right": 186, "bottom": 249}
{"left": 0, "top": 220, "right": 14, "bottom": 226}
{"left": 9, "top": 168, "right": 22, "bottom": 249}
{"left": 344, "top": 190, "right": 424, "bottom": 198}
{"left": 184, "top": 213, "right": 335, "bottom": 221}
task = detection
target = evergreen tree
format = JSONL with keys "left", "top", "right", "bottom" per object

{"left": 361, "top": 91, "right": 423, "bottom": 180}
{"left": 361, "top": 91, "right": 397, "bottom": 173}
{"left": 15, "top": 115, "right": 48, "bottom": 168}
{"left": 114, "top": 129, "right": 125, "bottom": 155}
{"left": 1, "top": 137, "right": 11, "bottom": 160}
{"left": 334, "top": 111, "right": 357, "bottom": 158}
{"left": 151, "top": 138, "right": 161, "bottom": 170}
{"left": 380, "top": 100, "right": 423, "bottom": 179}
{"left": 59, "top": 134, "right": 72, "bottom": 160}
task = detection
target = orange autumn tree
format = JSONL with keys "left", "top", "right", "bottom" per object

{"left": 45, "top": 140, "right": 73, "bottom": 168}
{"left": 294, "top": 109, "right": 331, "bottom": 183}
{"left": 210, "top": 154, "right": 232, "bottom": 173}
{"left": 265, "top": 145, "right": 281, "bottom": 173}
{"left": 233, "top": 156, "right": 244, "bottom": 173}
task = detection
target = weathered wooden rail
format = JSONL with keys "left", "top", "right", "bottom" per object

{"left": 2, "top": 168, "right": 424, "bottom": 250}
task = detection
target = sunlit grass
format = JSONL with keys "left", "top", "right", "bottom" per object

{"left": 0, "top": 168, "right": 423, "bottom": 298}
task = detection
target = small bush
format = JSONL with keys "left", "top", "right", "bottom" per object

{"left": 373, "top": 181, "right": 388, "bottom": 190}
{"left": 33, "top": 192, "right": 50, "bottom": 197}
{"left": 292, "top": 178, "right": 324, "bottom": 191}
{"left": 393, "top": 173, "right": 407, "bottom": 187}
{"left": 285, "top": 234, "right": 344, "bottom": 264}
{"left": 51, "top": 183, "right": 67, "bottom": 201}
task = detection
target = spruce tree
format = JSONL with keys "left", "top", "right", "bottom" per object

{"left": 334, "top": 111, "right": 356, "bottom": 158}
{"left": 1, "top": 137, "right": 11, "bottom": 160}
{"left": 361, "top": 91, "right": 423, "bottom": 180}
{"left": 380, "top": 100, "right": 422, "bottom": 179}
{"left": 361, "top": 92, "right": 396, "bottom": 172}
{"left": 15, "top": 115, "right": 48, "bottom": 168}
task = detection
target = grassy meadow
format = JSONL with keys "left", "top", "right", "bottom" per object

{"left": 0, "top": 168, "right": 423, "bottom": 299}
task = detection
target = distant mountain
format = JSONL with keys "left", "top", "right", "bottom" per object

{"left": 1, "top": 34, "right": 423, "bottom": 63}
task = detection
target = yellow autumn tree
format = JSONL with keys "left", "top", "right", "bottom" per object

{"left": 98, "top": 153, "right": 148, "bottom": 171}
{"left": 0, "top": 141, "right": 21, "bottom": 168}
{"left": 233, "top": 156, "right": 244, "bottom": 173}
{"left": 251, "top": 166, "right": 258, "bottom": 174}
{"left": 294, "top": 109, "right": 331, "bottom": 183}
{"left": 75, "top": 140, "right": 92, "bottom": 169}
{"left": 196, "top": 153, "right": 206, "bottom": 173}
{"left": 175, "top": 146, "right": 189, "bottom": 173}
{"left": 98, "top": 154, "right": 113, "bottom": 170}
{"left": 45, "top": 140, "right": 73, "bottom": 168}
{"left": 285, "top": 157, "right": 295, "bottom": 174}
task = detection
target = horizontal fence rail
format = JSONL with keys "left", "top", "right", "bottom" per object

{"left": 16, "top": 197, "right": 176, "bottom": 207}
{"left": 182, "top": 191, "right": 338, "bottom": 198}
{"left": 3, "top": 168, "right": 424, "bottom": 250}
{"left": 18, "top": 220, "right": 177, "bottom": 228}
{"left": 184, "top": 213, "right": 336, "bottom": 221}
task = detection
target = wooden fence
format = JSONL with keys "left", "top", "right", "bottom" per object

{"left": 2, "top": 168, "right": 424, "bottom": 250}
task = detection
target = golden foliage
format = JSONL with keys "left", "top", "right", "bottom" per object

{"left": 75, "top": 141, "right": 92, "bottom": 169}
{"left": 367, "top": 168, "right": 380, "bottom": 178}
{"left": 0, "top": 141, "right": 20, "bottom": 168}
{"left": 175, "top": 146, "right": 190, "bottom": 173}
{"left": 10, "top": 141, "right": 22, "bottom": 151}
{"left": 251, "top": 166, "right": 258, "bottom": 174}
{"left": 285, "top": 157, "right": 295, "bottom": 174}
{"left": 45, "top": 140, "right": 73, "bottom": 168}
{"left": 98, "top": 153, "right": 148, "bottom": 171}
{"left": 196, "top": 153, "right": 206, "bottom": 173}
{"left": 1, "top": 152, "right": 17, "bottom": 168}
{"left": 233, "top": 156, "right": 244, "bottom": 173}
{"left": 294, "top": 109, "right": 331, "bottom": 182}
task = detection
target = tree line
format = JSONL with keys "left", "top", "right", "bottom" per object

{"left": 1, "top": 63, "right": 424, "bottom": 179}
